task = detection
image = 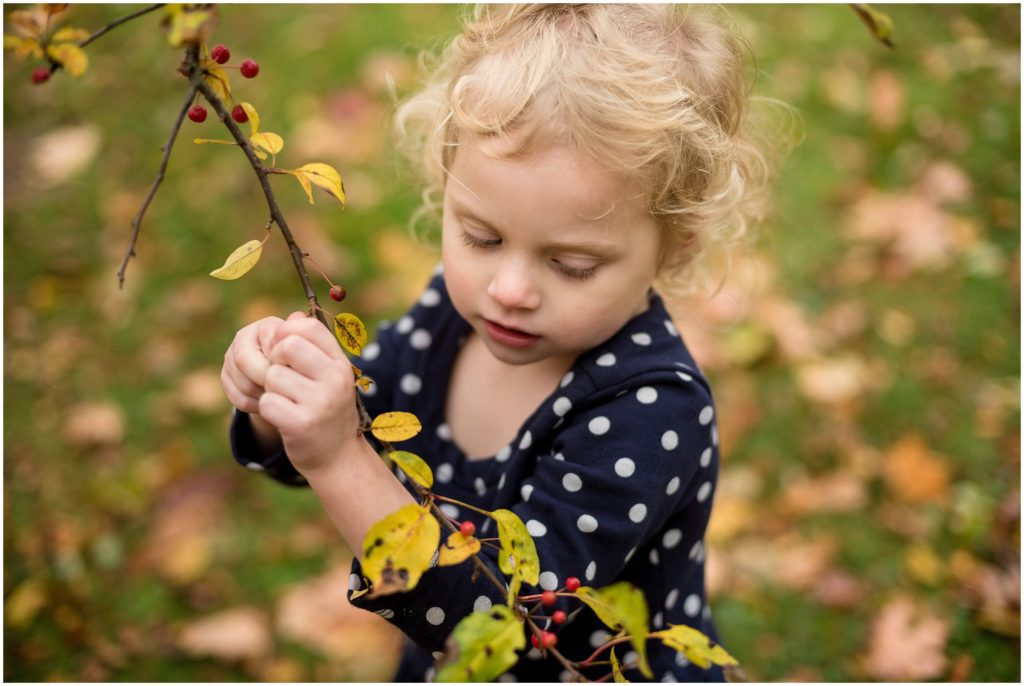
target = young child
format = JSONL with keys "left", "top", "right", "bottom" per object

{"left": 221, "top": 4, "right": 770, "bottom": 681}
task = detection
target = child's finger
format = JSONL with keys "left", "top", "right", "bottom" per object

{"left": 271, "top": 315, "right": 348, "bottom": 363}
{"left": 221, "top": 368, "right": 260, "bottom": 414}
{"left": 269, "top": 333, "right": 351, "bottom": 384}
{"left": 264, "top": 359, "right": 319, "bottom": 403}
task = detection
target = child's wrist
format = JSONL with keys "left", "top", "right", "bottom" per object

{"left": 248, "top": 412, "right": 283, "bottom": 456}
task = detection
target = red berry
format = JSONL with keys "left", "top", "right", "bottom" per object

{"left": 552, "top": 610, "right": 567, "bottom": 625}
{"left": 541, "top": 631, "right": 558, "bottom": 649}
{"left": 231, "top": 104, "right": 248, "bottom": 123}
{"left": 210, "top": 43, "right": 230, "bottom": 64}
{"left": 459, "top": 520, "right": 476, "bottom": 537}
{"left": 188, "top": 104, "right": 208, "bottom": 123}
{"left": 240, "top": 58, "right": 259, "bottom": 78}
{"left": 329, "top": 285, "right": 346, "bottom": 302}
{"left": 541, "top": 590, "right": 557, "bottom": 607}
{"left": 531, "top": 634, "right": 540, "bottom": 650}
{"left": 31, "top": 66, "right": 50, "bottom": 84}
{"left": 565, "top": 577, "right": 581, "bottom": 592}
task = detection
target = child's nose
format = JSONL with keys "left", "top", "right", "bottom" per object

{"left": 487, "top": 259, "right": 541, "bottom": 311}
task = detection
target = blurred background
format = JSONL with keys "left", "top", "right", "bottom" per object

{"left": 3, "top": 4, "right": 1019, "bottom": 681}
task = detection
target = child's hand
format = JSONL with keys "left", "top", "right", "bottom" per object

{"left": 259, "top": 312, "right": 361, "bottom": 476}
{"left": 221, "top": 316, "right": 284, "bottom": 414}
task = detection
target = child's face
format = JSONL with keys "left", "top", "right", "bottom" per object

{"left": 441, "top": 135, "right": 662, "bottom": 371}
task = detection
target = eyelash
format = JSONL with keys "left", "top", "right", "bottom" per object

{"left": 459, "top": 231, "right": 599, "bottom": 281}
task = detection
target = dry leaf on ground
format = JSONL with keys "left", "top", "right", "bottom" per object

{"left": 778, "top": 469, "right": 868, "bottom": 516}
{"left": 882, "top": 433, "right": 951, "bottom": 504}
{"left": 861, "top": 595, "right": 949, "bottom": 681}
{"left": 276, "top": 564, "right": 403, "bottom": 679}
{"left": 63, "top": 401, "right": 125, "bottom": 448}
{"left": 178, "top": 606, "right": 272, "bottom": 661}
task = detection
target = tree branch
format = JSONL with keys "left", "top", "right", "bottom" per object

{"left": 117, "top": 79, "right": 197, "bottom": 287}
{"left": 79, "top": 4, "right": 165, "bottom": 49}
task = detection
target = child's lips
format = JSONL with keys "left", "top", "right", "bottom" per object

{"left": 484, "top": 319, "right": 539, "bottom": 348}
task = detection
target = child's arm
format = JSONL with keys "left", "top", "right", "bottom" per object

{"left": 259, "top": 313, "right": 416, "bottom": 557}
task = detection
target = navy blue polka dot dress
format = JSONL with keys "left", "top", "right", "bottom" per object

{"left": 231, "top": 268, "right": 725, "bottom": 682}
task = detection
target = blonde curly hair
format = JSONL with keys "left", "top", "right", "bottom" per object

{"left": 395, "top": 3, "right": 780, "bottom": 297}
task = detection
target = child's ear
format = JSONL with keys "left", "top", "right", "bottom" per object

{"left": 658, "top": 229, "right": 698, "bottom": 273}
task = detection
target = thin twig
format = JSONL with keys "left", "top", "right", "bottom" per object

{"left": 79, "top": 4, "right": 165, "bottom": 49}
{"left": 117, "top": 80, "right": 198, "bottom": 287}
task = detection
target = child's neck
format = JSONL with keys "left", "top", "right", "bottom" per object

{"left": 445, "top": 331, "right": 572, "bottom": 461}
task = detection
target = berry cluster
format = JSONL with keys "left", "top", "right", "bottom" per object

{"left": 188, "top": 44, "right": 259, "bottom": 125}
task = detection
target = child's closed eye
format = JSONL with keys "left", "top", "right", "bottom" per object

{"left": 459, "top": 231, "right": 501, "bottom": 249}
{"left": 552, "top": 259, "right": 598, "bottom": 281}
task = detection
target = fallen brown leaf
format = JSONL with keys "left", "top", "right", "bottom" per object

{"left": 276, "top": 564, "right": 403, "bottom": 679}
{"left": 882, "top": 434, "right": 951, "bottom": 504}
{"left": 63, "top": 401, "right": 125, "bottom": 448}
{"left": 862, "top": 595, "right": 949, "bottom": 681}
{"left": 795, "top": 355, "right": 870, "bottom": 405}
{"left": 178, "top": 606, "right": 272, "bottom": 661}
{"left": 778, "top": 469, "right": 868, "bottom": 517}
{"left": 178, "top": 368, "right": 228, "bottom": 414}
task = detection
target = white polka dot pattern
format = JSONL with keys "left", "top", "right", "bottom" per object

{"left": 426, "top": 607, "right": 445, "bottom": 625}
{"left": 526, "top": 519, "right": 547, "bottom": 537}
{"left": 410, "top": 329, "right": 432, "bottom": 350}
{"left": 596, "top": 353, "right": 616, "bottom": 367}
{"left": 577, "top": 514, "right": 599, "bottom": 533}
{"left": 615, "top": 457, "right": 636, "bottom": 477}
{"left": 562, "top": 473, "right": 583, "bottom": 492}
{"left": 400, "top": 373, "right": 422, "bottom": 395}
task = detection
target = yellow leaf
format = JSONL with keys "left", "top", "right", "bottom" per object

{"left": 370, "top": 411, "right": 422, "bottom": 443}
{"left": 491, "top": 509, "right": 539, "bottom": 603}
{"left": 296, "top": 162, "right": 346, "bottom": 206}
{"left": 202, "top": 63, "right": 231, "bottom": 106}
{"left": 193, "top": 138, "right": 236, "bottom": 146}
{"left": 4, "top": 578, "right": 47, "bottom": 628}
{"left": 209, "top": 239, "right": 263, "bottom": 280}
{"left": 166, "top": 7, "right": 214, "bottom": 47}
{"left": 251, "top": 132, "right": 283, "bottom": 158}
{"left": 51, "top": 26, "right": 89, "bottom": 43}
{"left": 333, "top": 312, "right": 368, "bottom": 355}
{"left": 355, "top": 375, "right": 374, "bottom": 393}
{"left": 46, "top": 42, "right": 87, "bottom": 76}
{"left": 851, "top": 4, "right": 895, "bottom": 48}
{"left": 362, "top": 503, "right": 440, "bottom": 596}
{"left": 435, "top": 605, "right": 525, "bottom": 682}
{"left": 3, "top": 35, "right": 42, "bottom": 59}
{"left": 239, "top": 101, "right": 260, "bottom": 135}
{"left": 611, "top": 648, "right": 630, "bottom": 683}
{"left": 284, "top": 169, "right": 315, "bottom": 204}
{"left": 389, "top": 450, "right": 433, "bottom": 489}
{"left": 437, "top": 530, "right": 481, "bottom": 567}
{"left": 576, "top": 583, "right": 653, "bottom": 678}
{"left": 253, "top": 148, "right": 268, "bottom": 161}
{"left": 650, "top": 624, "right": 738, "bottom": 670}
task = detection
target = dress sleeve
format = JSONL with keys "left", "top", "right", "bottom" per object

{"left": 346, "top": 375, "right": 717, "bottom": 655}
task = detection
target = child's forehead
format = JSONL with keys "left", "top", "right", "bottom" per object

{"left": 447, "top": 134, "right": 647, "bottom": 224}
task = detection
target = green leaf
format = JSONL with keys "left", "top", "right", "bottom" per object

{"left": 435, "top": 604, "right": 525, "bottom": 682}
{"left": 295, "top": 162, "right": 346, "bottom": 205}
{"left": 370, "top": 411, "right": 422, "bottom": 443}
{"left": 361, "top": 503, "right": 440, "bottom": 596}
{"left": 650, "top": 624, "right": 738, "bottom": 670}
{"left": 389, "top": 450, "right": 433, "bottom": 489}
{"left": 490, "top": 509, "right": 539, "bottom": 604}
{"left": 333, "top": 312, "right": 368, "bottom": 356}
{"left": 209, "top": 239, "right": 263, "bottom": 280}
{"left": 575, "top": 583, "right": 653, "bottom": 678}
{"left": 437, "top": 530, "right": 480, "bottom": 567}
{"left": 611, "top": 647, "right": 630, "bottom": 683}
